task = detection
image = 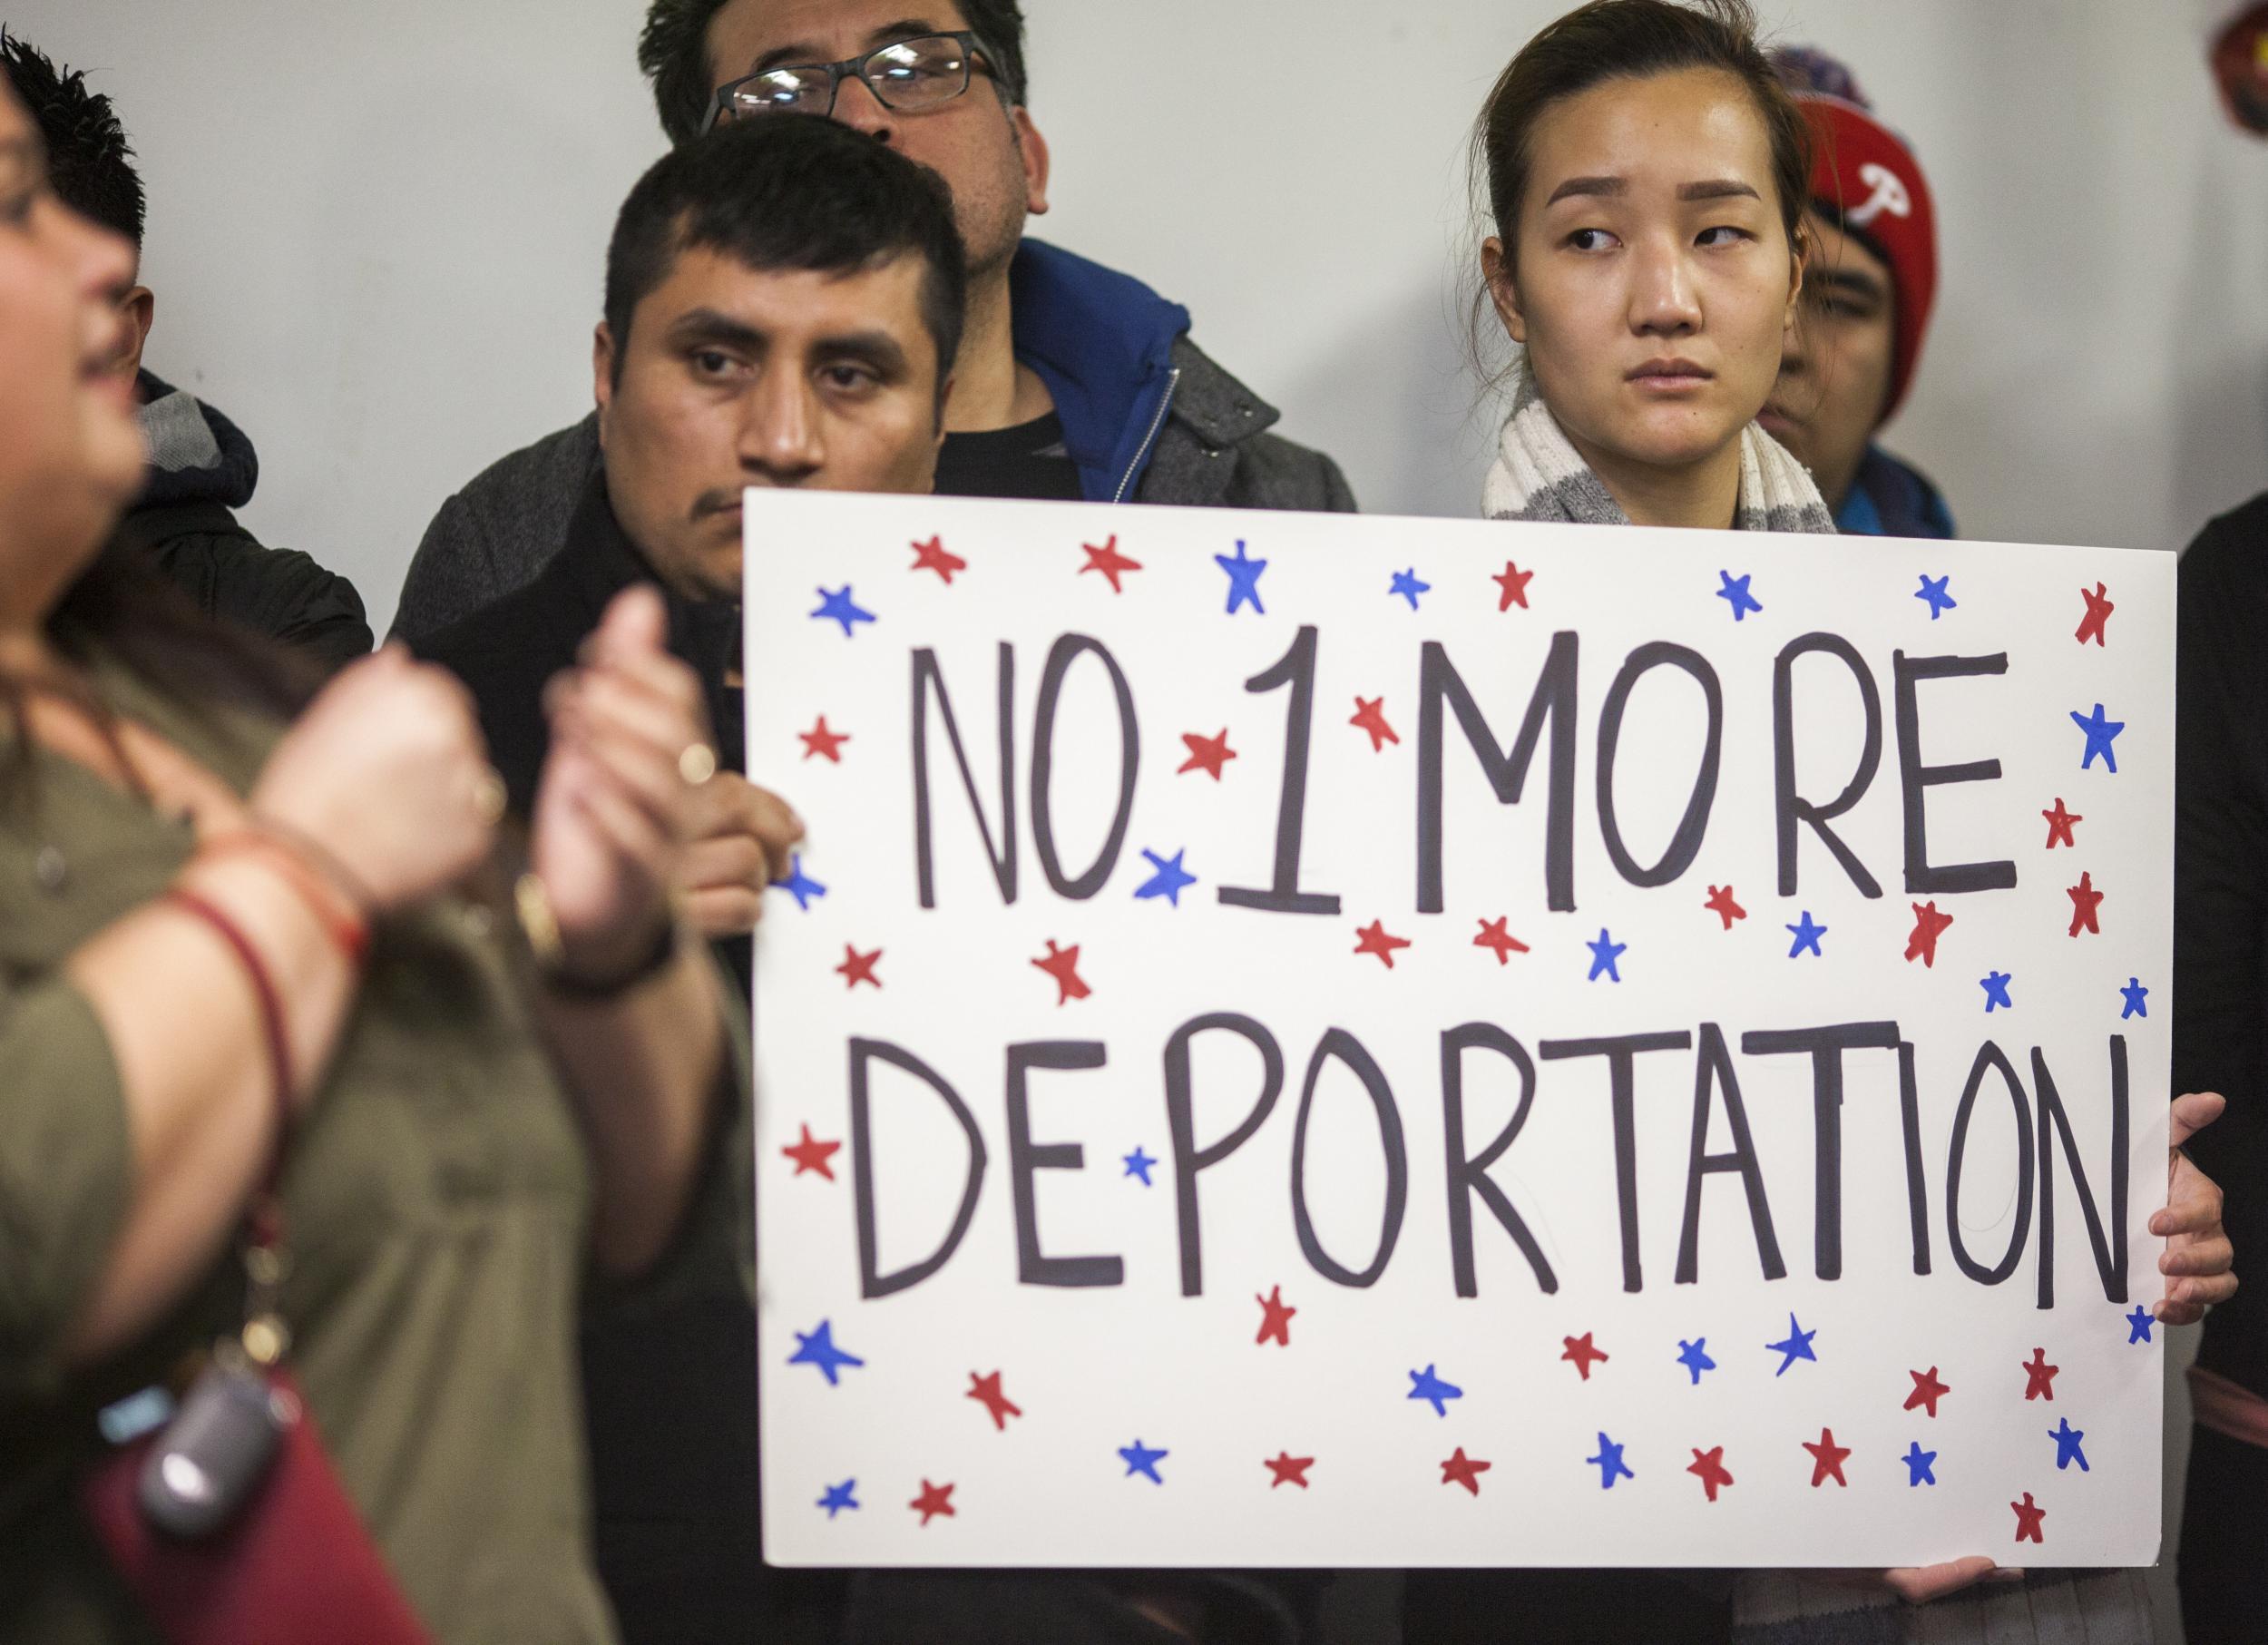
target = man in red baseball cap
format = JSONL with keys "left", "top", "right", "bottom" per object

{"left": 1763, "top": 48, "right": 1954, "bottom": 539}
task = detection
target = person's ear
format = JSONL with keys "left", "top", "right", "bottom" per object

{"left": 1012, "top": 106, "right": 1051, "bottom": 217}
{"left": 934, "top": 371, "right": 955, "bottom": 448}
{"left": 119, "top": 286, "right": 155, "bottom": 380}
{"left": 1784, "top": 222, "right": 1808, "bottom": 331}
{"left": 592, "top": 322, "right": 617, "bottom": 449}
{"left": 1481, "top": 237, "right": 1528, "bottom": 348}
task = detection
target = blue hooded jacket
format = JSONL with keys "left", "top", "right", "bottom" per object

{"left": 1835, "top": 444, "right": 1957, "bottom": 540}
{"left": 1009, "top": 239, "right": 1189, "bottom": 503}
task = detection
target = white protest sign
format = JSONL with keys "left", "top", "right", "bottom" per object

{"left": 743, "top": 492, "right": 2170, "bottom": 1570}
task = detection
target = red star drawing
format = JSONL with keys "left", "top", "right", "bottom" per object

{"left": 2043, "top": 798, "right": 2082, "bottom": 849}
{"left": 911, "top": 535, "right": 966, "bottom": 583}
{"left": 782, "top": 1123, "right": 842, "bottom": 1181}
{"left": 1440, "top": 1447, "right": 1492, "bottom": 1496}
{"left": 800, "top": 717, "right": 852, "bottom": 763}
{"left": 967, "top": 1370, "right": 1022, "bottom": 1431}
{"left": 1032, "top": 941, "right": 1091, "bottom": 1004}
{"left": 1905, "top": 901, "right": 1955, "bottom": 967}
{"left": 1351, "top": 696, "right": 1400, "bottom": 752}
{"left": 1264, "top": 1453, "right": 1315, "bottom": 1490}
{"left": 1561, "top": 1333, "right": 1609, "bottom": 1381}
{"left": 1354, "top": 920, "right": 1413, "bottom": 968}
{"left": 1080, "top": 534, "right": 1143, "bottom": 593}
{"left": 2076, "top": 583, "right": 2115, "bottom": 647}
{"left": 1687, "top": 1446, "right": 1735, "bottom": 1503}
{"left": 836, "top": 945, "right": 883, "bottom": 990}
{"left": 2022, "top": 1347, "right": 2059, "bottom": 1402}
{"left": 2012, "top": 1491, "right": 2048, "bottom": 1544}
{"left": 1493, "top": 562, "right": 1534, "bottom": 612}
{"left": 1705, "top": 885, "right": 1747, "bottom": 930}
{"left": 1256, "top": 1285, "right": 1296, "bottom": 1348}
{"left": 1804, "top": 1427, "right": 1853, "bottom": 1488}
{"left": 1904, "top": 1366, "right": 1951, "bottom": 1418}
{"left": 1474, "top": 917, "right": 1530, "bottom": 964}
{"left": 2068, "top": 872, "right": 2105, "bottom": 937}
{"left": 910, "top": 1480, "right": 957, "bottom": 1526}
{"left": 1178, "top": 729, "right": 1238, "bottom": 780}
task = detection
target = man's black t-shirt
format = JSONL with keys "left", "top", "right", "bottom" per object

{"left": 934, "top": 411, "right": 1085, "bottom": 501}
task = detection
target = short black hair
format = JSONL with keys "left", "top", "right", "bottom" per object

{"left": 604, "top": 114, "right": 967, "bottom": 390}
{"left": 0, "top": 30, "right": 144, "bottom": 246}
{"left": 640, "top": 0, "right": 1030, "bottom": 149}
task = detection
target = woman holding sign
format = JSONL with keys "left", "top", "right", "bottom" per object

{"left": 0, "top": 67, "right": 744, "bottom": 1645}
{"left": 1403, "top": 1, "right": 2238, "bottom": 1640}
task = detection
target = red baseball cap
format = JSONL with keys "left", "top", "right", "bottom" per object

{"left": 1796, "top": 94, "right": 1940, "bottom": 424}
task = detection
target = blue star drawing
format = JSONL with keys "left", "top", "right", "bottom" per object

{"left": 1915, "top": 574, "right": 1958, "bottom": 620}
{"left": 1119, "top": 1439, "right": 1168, "bottom": 1483}
{"left": 1902, "top": 1443, "right": 1938, "bottom": 1487}
{"left": 1785, "top": 911, "right": 1828, "bottom": 959}
{"left": 1123, "top": 1147, "right": 1158, "bottom": 1186}
{"left": 2072, "top": 703, "right": 2126, "bottom": 773}
{"left": 1716, "top": 571, "right": 1763, "bottom": 622}
{"left": 2121, "top": 978, "right": 2150, "bottom": 1020}
{"left": 1407, "top": 1365, "right": 1464, "bottom": 1418}
{"left": 811, "top": 586, "right": 876, "bottom": 638}
{"left": 2050, "top": 1418, "right": 2090, "bottom": 1473}
{"left": 1981, "top": 971, "right": 2015, "bottom": 1013}
{"left": 1677, "top": 1338, "right": 1717, "bottom": 1385}
{"left": 771, "top": 855, "right": 828, "bottom": 911}
{"left": 1390, "top": 568, "right": 1432, "bottom": 611}
{"left": 1216, "top": 540, "right": 1268, "bottom": 616}
{"left": 787, "top": 1320, "right": 865, "bottom": 1386}
{"left": 1589, "top": 1433, "right": 1636, "bottom": 1490}
{"left": 1588, "top": 929, "right": 1627, "bottom": 984}
{"left": 1765, "top": 1314, "right": 1819, "bottom": 1376}
{"left": 2126, "top": 1305, "right": 2156, "bottom": 1346}
{"left": 816, "top": 1479, "right": 860, "bottom": 1518}
{"left": 1133, "top": 849, "right": 1198, "bottom": 908}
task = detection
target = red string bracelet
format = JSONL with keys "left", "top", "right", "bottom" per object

{"left": 197, "top": 833, "right": 372, "bottom": 968}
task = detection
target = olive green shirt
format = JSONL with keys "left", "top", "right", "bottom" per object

{"left": 0, "top": 663, "right": 742, "bottom": 1643}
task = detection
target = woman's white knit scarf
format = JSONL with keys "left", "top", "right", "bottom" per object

{"left": 1481, "top": 361, "right": 1837, "bottom": 534}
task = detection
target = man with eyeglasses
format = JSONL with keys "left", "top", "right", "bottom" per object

{"left": 390, "top": 0, "right": 1356, "bottom": 643}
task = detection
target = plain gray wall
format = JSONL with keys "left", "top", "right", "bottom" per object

{"left": 5, "top": 3, "right": 2246, "bottom": 1635}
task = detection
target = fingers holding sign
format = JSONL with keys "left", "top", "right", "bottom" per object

{"left": 685, "top": 775, "right": 806, "bottom": 938}
{"left": 2152, "top": 1092, "right": 2236, "bottom": 1326}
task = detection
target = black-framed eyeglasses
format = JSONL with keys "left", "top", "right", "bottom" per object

{"left": 703, "top": 32, "right": 994, "bottom": 133}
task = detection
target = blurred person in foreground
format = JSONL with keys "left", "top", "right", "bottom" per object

{"left": 0, "top": 64, "right": 746, "bottom": 1643}
{"left": 0, "top": 29, "right": 370, "bottom": 668}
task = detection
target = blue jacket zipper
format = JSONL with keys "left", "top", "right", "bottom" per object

{"left": 1111, "top": 367, "right": 1182, "bottom": 504}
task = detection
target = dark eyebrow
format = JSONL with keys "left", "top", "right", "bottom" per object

{"left": 816, "top": 328, "right": 913, "bottom": 378}
{"left": 1811, "top": 264, "right": 1888, "bottom": 301}
{"left": 753, "top": 20, "right": 943, "bottom": 73}
{"left": 1678, "top": 180, "right": 1762, "bottom": 202}
{"left": 1544, "top": 176, "right": 1626, "bottom": 206}
{"left": 667, "top": 309, "right": 767, "bottom": 354}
